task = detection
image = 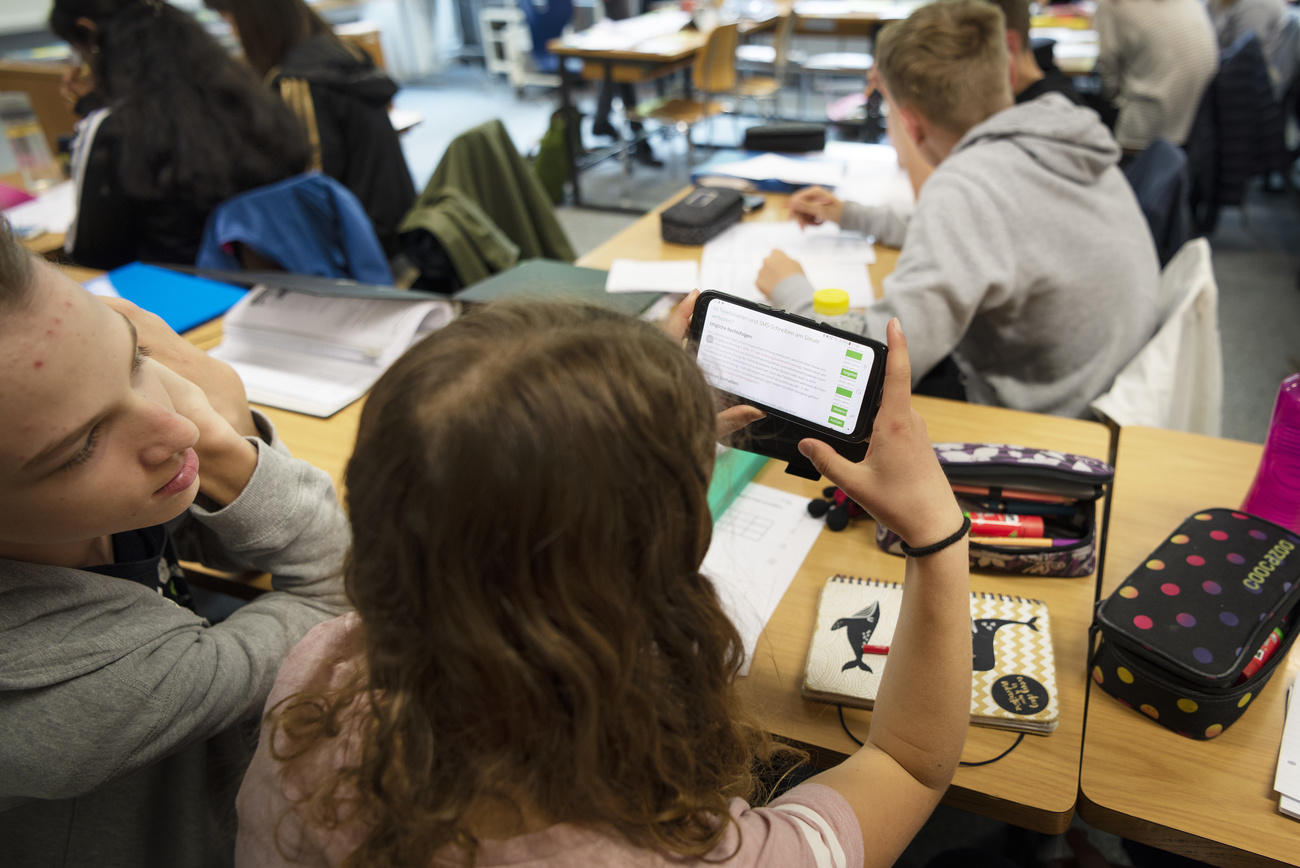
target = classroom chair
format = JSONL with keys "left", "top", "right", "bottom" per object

{"left": 1090, "top": 238, "right": 1223, "bottom": 436}
{"left": 1123, "top": 139, "right": 1191, "bottom": 268}
{"left": 197, "top": 172, "right": 394, "bottom": 285}
{"left": 635, "top": 22, "right": 740, "bottom": 165}
{"left": 735, "top": 13, "right": 801, "bottom": 119}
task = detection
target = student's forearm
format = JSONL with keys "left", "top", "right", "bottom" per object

{"left": 866, "top": 540, "right": 971, "bottom": 791}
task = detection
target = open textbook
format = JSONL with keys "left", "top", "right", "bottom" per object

{"left": 211, "top": 285, "right": 454, "bottom": 418}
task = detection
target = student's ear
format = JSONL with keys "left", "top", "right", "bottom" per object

{"left": 894, "top": 104, "right": 925, "bottom": 152}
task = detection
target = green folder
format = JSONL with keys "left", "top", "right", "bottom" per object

{"left": 452, "top": 259, "right": 662, "bottom": 316}
{"left": 708, "top": 447, "right": 769, "bottom": 522}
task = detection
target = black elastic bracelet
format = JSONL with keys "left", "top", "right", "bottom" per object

{"left": 899, "top": 515, "right": 971, "bottom": 558}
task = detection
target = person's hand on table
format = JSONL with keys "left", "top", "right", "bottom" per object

{"left": 661, "top": 290, "right": 766, "bottom": 438}
{"left": 789, "top": 186, "right": 844, "bottom": 228}
{"left": 797, "top": 318, "right": 963, "bottom": 547}
{"left": 756, "top": 250, "right": 804, "bottom": 299}
{"left": 103, "top": 296, "right": 259, "bottom": 439}
{"left": 150, "top": 361, "right": 258, "bottom": 508}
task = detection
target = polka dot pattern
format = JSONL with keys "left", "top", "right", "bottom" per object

{"left": 1095, "top": 509, "right": 1297, "bottom": 741}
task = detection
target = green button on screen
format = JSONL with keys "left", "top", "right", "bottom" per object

{"left": 835, "top": 386, "right": 853, "bottom": 398}
{"left": 845, "top": 349, "right": 863, "bottom": 360}
{"left": 828, "top": 416, "right": 845, "bottom": 427}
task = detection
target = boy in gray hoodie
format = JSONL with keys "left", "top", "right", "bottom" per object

{"left": 759, "top": 0, "right": 1159, "bottom": 418}
{"left": 0, "top": 222, "right": 348, "bottom": 867}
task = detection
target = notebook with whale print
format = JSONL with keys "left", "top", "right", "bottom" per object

{"left": 802, "top": 575, "right": 1058, "bottom": 734}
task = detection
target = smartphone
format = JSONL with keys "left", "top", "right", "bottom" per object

{"left": 688, "top": 291, "right": 887, "bottom": 476}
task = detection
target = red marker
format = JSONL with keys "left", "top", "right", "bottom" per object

{"left": 861, "top": 645, "right": 890, "bottom": 655}
{"left": 964, "top": 511, "right": 1045, "bottom": 538}
{"left": 1236, "top": 626, "right": 1285, "bottom": 684}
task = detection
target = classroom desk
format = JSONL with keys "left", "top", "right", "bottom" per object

{"left": 1078, "top": 428, "right": 1300, "bottom": 867}
{"left": 576, "top": 187, "right": 899, "bottom": 298}
{"left": 790, "top": 0, "right": 920, "bottom": 37}
{"left": 579, "top": 190, "right": 1103, "bottom": 834}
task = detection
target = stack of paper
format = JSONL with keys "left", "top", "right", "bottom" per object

{"left": 3, "top": 180, "right": 75, "bottom": 238}
{"left": 699, "top": 221, "right": 876, "bottom": 306}
{"left": 1277, "top": 677, "right": 1300, "bottom": 820}
{"left": 605, "top": 259, "right": 699, "bottom": 294}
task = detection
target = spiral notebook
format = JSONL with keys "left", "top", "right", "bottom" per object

{"left": 802, "top": 575, "right": 1059, "bottom": 734}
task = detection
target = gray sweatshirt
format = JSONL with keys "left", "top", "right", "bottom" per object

{"left": 0, "top": 414, "right": 349, "bottom": 867}
{"left": 772, "top": 94, "right": 1161, "bottom": 418}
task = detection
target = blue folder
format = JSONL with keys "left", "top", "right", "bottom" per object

{"left": 101, "top": 262, "right": 247, "bottom": 333}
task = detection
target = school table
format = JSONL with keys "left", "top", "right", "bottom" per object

{"left": 578, "top": 191, "right": 1104, "bottom": 834}
{"left": 1078, "top": 427, "right": 1300, "bottom": 867}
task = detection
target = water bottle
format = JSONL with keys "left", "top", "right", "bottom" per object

{"left": 812, "top": 288, "right": 850, "bottom": 324}
{"left": 1241, "top": 373, "right": 1300, "bottom": 533}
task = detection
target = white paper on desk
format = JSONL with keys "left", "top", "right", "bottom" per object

{"left": 703, "top": 153, "right": 846, "bottom": 189}
{"left": 699, "top": 221, "right": 874, "bottom": 306}
{"left": 560, "top": 8, "right": 691, "bottom": 50}
{"left": 702, "top": 483, "right": 824, "bottom": 676}
{"left": 211, "top": 286, "right": 454, "bottom": 417}
{"left": 606, "top": 259, "right": 699, "bottom": 293}
{"left": 3, "top": 180, "right": 75, "bottom": 237}
{"left": 1275, "top": 677, "right": 1300, "bottom": 800}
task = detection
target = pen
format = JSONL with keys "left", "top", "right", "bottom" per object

{"left": 860, "top": 644, "right": 890, "bottom": 655}
{"left": 970, "top": 536, "right": 1079, "bottom": 548}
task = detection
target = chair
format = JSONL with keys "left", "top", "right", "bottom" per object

{"left": 1090, "top": 239, "right": 1223, "bottom": 436}
{"left": 636, "top": 23, "right": 740, "bottom": 164}
{"left": 1123, "top": 139, "right": 1191, "bottom": 268}
{"left": 198, "top": 172, "right": 393, "bottom": 285}
{"left": 735, "top": 13, "right": 801, "bottom": 119}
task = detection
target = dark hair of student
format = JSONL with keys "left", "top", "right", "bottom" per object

{"left": 202, "top": 0, "right": 335, "bottom": 77}
{"left": 987, "top": 0, "right": 1030, "bottom": 44}
{"left": 266, "top": 302, "right": 803, "bottom": 866}
{"left": 48, "top": 0, "right": 309, "bottom": 208}
{"left": 0, "top": 219, "right": 34, "bottom": 311}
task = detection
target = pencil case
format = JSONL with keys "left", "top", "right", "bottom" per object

{"left": 1091, "top": 509, "right": 1300, "bottom": 739}
{"left": 660, "top": 186, "right": 743, "bottom": 245}
{"left": 875, "top": 442, "right": 1113, "bottom": 577}
{"left": 741, "top": 123, "right": 827, "bottom": 153}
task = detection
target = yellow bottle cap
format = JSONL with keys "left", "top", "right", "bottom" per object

{"left": 813, "top": 288, "right": 850, "bottom": 316}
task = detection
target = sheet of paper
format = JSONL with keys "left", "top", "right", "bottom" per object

{"left": 699, "top": 221, "right": 875, "bottom": 306}
{"left": 703, "top": 483, "right": 825, "bottom": 676}
{"left": 3, "top": 179, "right": 75, "bottom": 237}
{"left": 1275, "top": 677, "right": 1300, "bottom": 799}
{"left": 606, "top": 259, "right": 699, "bottom": 294}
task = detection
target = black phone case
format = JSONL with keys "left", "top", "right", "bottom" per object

{"left": 688, "top": 291, "right": 886, "bottom": 479}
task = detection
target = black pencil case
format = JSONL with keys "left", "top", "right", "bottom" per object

{"left": 1091, "top": 509, "right": 1300, "bottom": 739}
{"left": 875, "top": 442, "right": 1114, "bottom": 577}
{"left": 660, "top": 186, "right": 743, "bottom": 245}
{"left": 741, "top": 123, "right": 827, "bottom": 153}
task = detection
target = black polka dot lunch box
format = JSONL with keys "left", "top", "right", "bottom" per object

{"left": 1091, "top": 509, "right": 1300, "bottom": 739}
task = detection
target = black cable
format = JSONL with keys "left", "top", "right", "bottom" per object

{"left": 836, "top": 705, "right": 1026, "bottom": 766}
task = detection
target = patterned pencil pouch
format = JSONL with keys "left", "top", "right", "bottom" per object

{"left": 875, "top": 442, "right": 1114, "bottom": 577}
{"left": 1092, "top": 509, "right": 1300, "bottom": 739}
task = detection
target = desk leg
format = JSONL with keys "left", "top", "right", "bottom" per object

{"left": 559, "top": 62, "right": 583, "bottom": 207}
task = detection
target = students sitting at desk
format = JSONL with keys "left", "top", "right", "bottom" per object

{"left": 234, "top": 299, "right": 973, "bottom": 868}
{"left": 0, "top": 222, "right": 348, "bottom": 867}
{"left": 757, "top": 0, "right": 1159, "bottom": 419}
{"left": 205, "top": 0, "right": 418, "bottom": 257}
{"left": 51, "top": 0, "right": 310, "bottom": 270}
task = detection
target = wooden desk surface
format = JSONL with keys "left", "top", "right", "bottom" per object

{"left": 576, "top": 188, "right": 899, "bottom": 301}
{"left": 738, "top": 397, "right": 1109, "bottom": 834}
{"left": 1079, "top": 428, "right": 1300, "bottom": 867}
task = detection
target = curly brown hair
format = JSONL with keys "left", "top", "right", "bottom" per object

{"left": 268, "top": 301, "right": 798, "bottom": 865}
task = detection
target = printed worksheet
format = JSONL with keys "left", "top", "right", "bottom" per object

{"left": 703, "top": 483, "right": 825, "bottom": 676}
{"left": 699, "top": 221, "right": 875, "bottom": 306}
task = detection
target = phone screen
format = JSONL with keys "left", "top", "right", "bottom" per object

{"left": 695, "top": 296, "right": 880, "bottom": 438}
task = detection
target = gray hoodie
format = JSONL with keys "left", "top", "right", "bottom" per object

{"left": 0, "top": 414, "right": 348, "bottom": 867}
{"left": 772, "top": 94, "right": 1161, "bottom": 418}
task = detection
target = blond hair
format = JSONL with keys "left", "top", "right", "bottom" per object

{"left": 876, "top": 0, "right": 1013, "bottom": 135}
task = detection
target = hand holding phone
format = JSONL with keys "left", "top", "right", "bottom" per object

{"left": 688, "top": 291, "right": 886, "bottom": 478}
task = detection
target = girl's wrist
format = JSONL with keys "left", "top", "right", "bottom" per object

{"left": 195, "top": 434, "right": 258, "bottom": 507}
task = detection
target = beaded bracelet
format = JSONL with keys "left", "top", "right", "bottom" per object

{"left": 899, "top": 514, "right": 971, "bottom": 558}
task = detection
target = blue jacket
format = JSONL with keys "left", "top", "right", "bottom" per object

{"left": 198, "top": 172, "right": 393, "bottom": 284}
